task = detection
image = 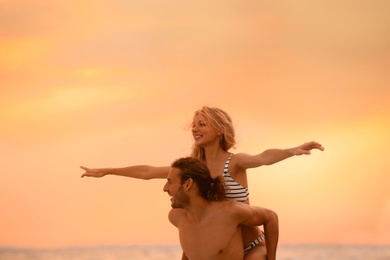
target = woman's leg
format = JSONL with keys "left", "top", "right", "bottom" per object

{"left": 244, "top": 240, "right": 267, "bottom": 260}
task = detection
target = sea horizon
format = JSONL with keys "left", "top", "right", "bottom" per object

{"left": 1, "top": 243, "right": 389, "bottom": 260}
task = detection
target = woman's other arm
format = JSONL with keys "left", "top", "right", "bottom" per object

{"left": 235, "top": 141, "right": 324, "bottom": 169}
{"left": 80, "top": 165, "right": 170, "bottom": 180}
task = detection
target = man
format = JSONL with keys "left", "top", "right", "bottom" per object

{"left": 163, "top": 157, "right": 278, "bottom": 260}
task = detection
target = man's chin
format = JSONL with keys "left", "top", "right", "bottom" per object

{"left": 171, "top": 203, "right": 181, "bottom": 209}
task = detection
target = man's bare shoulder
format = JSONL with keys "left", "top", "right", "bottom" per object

{"left": 216, "top": 200, "right": 252, "bottom": 218}
{"left": 168, "top": 208, "right": 186, "bottom": 226}
{"left": 215, "top": 200, "right": 246, "bottom": 212}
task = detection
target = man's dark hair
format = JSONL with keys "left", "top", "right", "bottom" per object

{"left": 171, "top": 157, "right": 226, "bottom": 201}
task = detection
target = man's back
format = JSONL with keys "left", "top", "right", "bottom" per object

{"left": 169, "top": 201, "right": 244, "bottom": 260}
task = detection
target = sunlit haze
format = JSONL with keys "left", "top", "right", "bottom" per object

{"left": 1, "top": 0, "right": 389, "bottom": 248}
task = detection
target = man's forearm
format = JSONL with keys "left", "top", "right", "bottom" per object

{"left": 263, "top": 211, "right": 279, "bottom": 260}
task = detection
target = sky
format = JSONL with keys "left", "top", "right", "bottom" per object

{"left": 1, "top": 0, "right": 389, "bottom": 249}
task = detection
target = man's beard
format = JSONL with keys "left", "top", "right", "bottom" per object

{"left": 171, "top": 185, "right": 190, "bottom": 208}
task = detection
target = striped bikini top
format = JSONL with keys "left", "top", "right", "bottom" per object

{"left": 223, "top": 154, "right": 250, "bottom": 202}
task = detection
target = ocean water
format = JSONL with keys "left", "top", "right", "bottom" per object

{"left": 0, "top": 244, "right": 389, "bottom": 260}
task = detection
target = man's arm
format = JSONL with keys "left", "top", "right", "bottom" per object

{"left": 80, "top": 165, "right": 170, "bottom": 179}
{"left": 233, "top": 203, "right": 279, "bottom": 260}
{"left": 181, "top": 252, "right": 189, "bottom": 260}
{"left": 168, "top": 209, "right": 190, "bottom": 259}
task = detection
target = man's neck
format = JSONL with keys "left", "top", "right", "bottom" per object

{"left": 184, "top": 196, "right": 213, "bottom": 223}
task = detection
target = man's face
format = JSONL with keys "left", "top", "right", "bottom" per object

{"left": 163, "top": 167, "right": 190, "bottom": 208}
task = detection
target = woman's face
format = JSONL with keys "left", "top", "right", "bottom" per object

{"left": 191, "top": 114, "right": 220, "bottom": 147}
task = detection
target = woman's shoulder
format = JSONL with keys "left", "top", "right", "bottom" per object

{"left": 230, "top": 152, "right": 251, "bottom": 158}
{"left": 228, "top": 152, "right": 250, "bottom": 167}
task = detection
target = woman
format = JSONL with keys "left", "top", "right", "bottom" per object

{"left": 81, "top": 106, "right": 324, "bottom": 259}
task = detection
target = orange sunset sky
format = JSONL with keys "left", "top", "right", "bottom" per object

{"left": 1, "top": 0, "right": 389, "bottom": 249}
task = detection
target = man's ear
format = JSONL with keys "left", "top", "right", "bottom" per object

{"left": 184, "top": 178, "right": 193, "bottom": 190}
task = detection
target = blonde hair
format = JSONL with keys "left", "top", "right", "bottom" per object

{"left": 190, "top": 106, "right": 236, "bottom": 161}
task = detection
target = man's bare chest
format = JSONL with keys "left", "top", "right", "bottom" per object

{"left": 178, "top": 217, "right": 241, "bottom": 259}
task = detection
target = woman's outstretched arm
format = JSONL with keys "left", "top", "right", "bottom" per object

{"left": 235, "top": 141, "right": 324, "bottom": 169}
{"left": 80, "top": 165, "right": 170, "bottom": 180}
